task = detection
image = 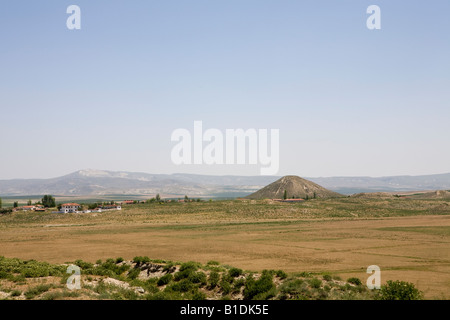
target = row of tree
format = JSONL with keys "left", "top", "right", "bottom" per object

{"left": 0, "top": 195, "right": 56, "bottom": 209}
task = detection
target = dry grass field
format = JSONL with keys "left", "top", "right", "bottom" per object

{"left": 1, "top": 197, "right": 449, "bottom": 299}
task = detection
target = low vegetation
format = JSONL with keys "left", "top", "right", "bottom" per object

{"left": 0, "top": 256, "right": 423, "bottom": 300}
{"left": 1, "top": 198, "right": 448, "bottom": 299}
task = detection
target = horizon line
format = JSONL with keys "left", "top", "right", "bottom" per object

{"left": 1, "top": 168, "right": 450, "bottom": 181}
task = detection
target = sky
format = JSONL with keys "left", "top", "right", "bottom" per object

{"left": 1, "top": 0, "right": 449, "bottom": 179}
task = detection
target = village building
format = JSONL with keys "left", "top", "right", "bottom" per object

{"left": 100, "top": 204, "right": 122, "bottom": 211}
{"left": 34, "top": 205, "right": 46, "bottom": 212}
{"left": 60, "top": 203, "right": 81, "bottom": 213}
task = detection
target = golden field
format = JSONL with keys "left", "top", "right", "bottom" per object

{"left": 1, "top": 197, "right": 449, "bottom": 299}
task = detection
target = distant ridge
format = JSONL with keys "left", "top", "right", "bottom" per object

{"left": 245, "top": 175, "right": 343, "bottom": 200}
{"left": 1, "top": 169, "right": 450, "bottom": 197}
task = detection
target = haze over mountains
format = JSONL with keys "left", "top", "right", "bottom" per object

{"left": 0, "top": 169, "right": 450, "bottom": 197}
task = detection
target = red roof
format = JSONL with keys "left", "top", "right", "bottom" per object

{"left": 62, "top": 203, "right": 81, "bottom": 206}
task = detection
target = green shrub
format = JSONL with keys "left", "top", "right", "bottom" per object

{"left": 347, "top": 277, "right": 362, "bottom": 286}
{"left": 221, "top": 273, "right": 234, "bottom": 285}
{"left": 10, "top": 290, "right": 22, "bottom": 297}
{"left": 378, "top": 280, "right": 423, "bottom": 300}
{"left": 11, "top": 274, "right": 26, "bottom": 283}
{"left": 174, "top": 269, "right": 192, "bottom": 281}
{"left": 208, "top": 271, "right": 220, "bottom": 289}
{"left": 157, "top": 274, "right": 173, "bottom": 286}
{"left": 99, "top": 259, "right": 130, "bottom": 276}
{"left": 298, "top": 272, "right": 312, "bottom": 278}
{"left": 179, "top": 261, "right": 200, "bottom": 272}
{"left": 309, "top": 278, "right": 322, "bottom": 289}
{"left": 323, "top": 274, "right": 332, "bottom": 282}
{"left": 41, "top": 290, "right": 80, "bottom": 300}
{"left": 133, "top": 256, "right": 150, "bottom": 265}
{"left": 206, "top": 260, "right": 220, "bottom": 266}
{"left": 234, "top": 278, "right": 245, "bottom": 288}
{"left": 167, "top": 279, "right": 193, "bottom": 293}
{"left": 243, "top": 272, "right": 275, "bottom": 300}
{"left": 232, "top": 278, "right": 245, "bottom": 294}
{"left": 40, "top": 291, "right": 63, "bottom": 300}
{"left": 174, "top": 261, "right": 200, "bottom": 281}
{"left": 220, "top": 280, "right": 232, "bottom": 295}
{"left": 74, "top": 259, "right": 94, "bottom": 270}
{"left": 317, "top": 288, "right": 328, "bottom": 300}
{"left": 188, "top": 271, "right": 207, "bottom": 285}
{"left": 279, "top": 279, "right": 305, "bottom": 296}
{"left": 0, "top": 259, "right": 65, "bottom": 278}
{"left": 144, "top": 282, "right": 159, "bottom": 294}
{"left": 192, "top": 291, "right": 207, "bottom": 300}
{"left": 21, "top": 267, "right": 49, "bottom": 278}
{"left": 24, "top": 284, "right": 53, "bottom": 299}
{"left": 253, "top": 287, "right": 277, "bottom": 300}
{"left": 111, "top": 287, "right": 139, "bottom": 300}
{"left": 228, "top": 268, "right": 243, "bottom": 278}
{"left": 145, "top": 291, "right": 183, "bottom": 300}
{"left": 127, "top": 268, "right": 141, "bottom": 280}
{"left": 276, "top": 270, "right": 288, "bottom": 279}
{"left": 162, "top": 262, "right": 175, "bottom": 273}
{"left": 115, "top": 257, "right": 124, "bottom": 264}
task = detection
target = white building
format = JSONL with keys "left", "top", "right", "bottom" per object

{"left": 61, "top": 203, "right": 81, "bottom": 213}
{"left": 101, "top": 205, "right": 122, "bottom": 211}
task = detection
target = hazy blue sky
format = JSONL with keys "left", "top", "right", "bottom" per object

{"left": 1, "top": 1, "right": 449, "bottom": 179}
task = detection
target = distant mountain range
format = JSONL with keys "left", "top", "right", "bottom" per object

{"left": 0, "top": 169, "right": 450, "bottom": 198}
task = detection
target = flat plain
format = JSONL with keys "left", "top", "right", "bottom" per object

{"left": 1, "top": 197, "right": 449, "bottom": 299}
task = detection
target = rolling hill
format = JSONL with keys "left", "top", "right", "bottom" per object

{"left": 245, "top": 175, "right": 343, "bottom": 200}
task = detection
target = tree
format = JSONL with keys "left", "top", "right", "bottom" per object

{"left": 156, "top": 194, "right": 161, "bottom": 202}
{"left": 88, "top": 203, "right": 99, "bottom": 210}
{"left": 13, "top": 201, "right": 19, "bottom": 208}
{"left": 378, "top": 280, "right": 423, "bottom": 300}
{"left": 0, "top": 198, "right": 2, "bottom": 208}
{"left": 41, "top": 195, "right": 56, "bottom": 208}
{"left": 185, "top": 195, "right": 189, "bottom": 202}
{"left": 283, "top": 190, "right": 287, "bottom": 200}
